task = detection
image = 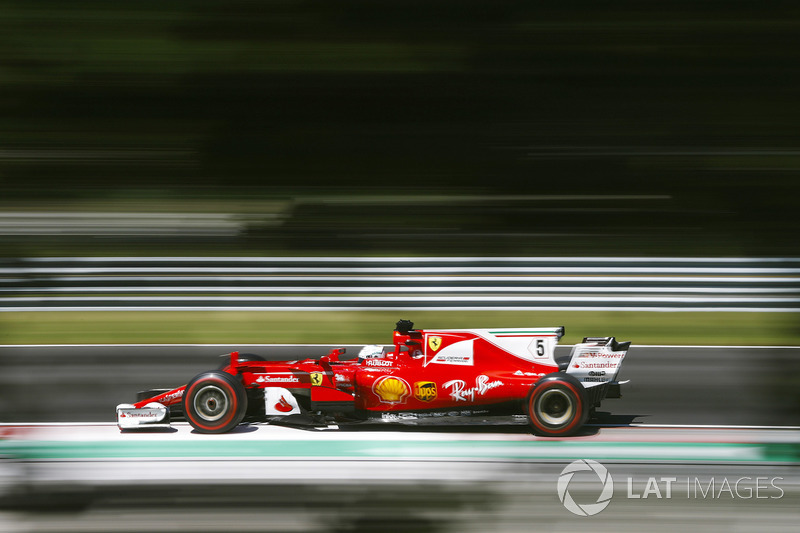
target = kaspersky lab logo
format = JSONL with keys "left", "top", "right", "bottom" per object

{"left": 557, "top": 459, "right": 614, "bottom": 516}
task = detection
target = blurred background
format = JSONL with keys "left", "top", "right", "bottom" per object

{"left": 1, "top": 0, "right": 799, "bottom": 257}
{"left": 2, "top": 1, "right": 800, "bottom": 531}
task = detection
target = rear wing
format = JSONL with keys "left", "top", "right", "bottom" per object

{"left": 565, "top": 336, "right": 630, "bottom": 388}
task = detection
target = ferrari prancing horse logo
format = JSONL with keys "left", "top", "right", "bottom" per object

{"left": 310, "top": 372, "right": 324, "bottom": 386}
{"left": 428, "top": 336, "right": 443, "bottom": 352}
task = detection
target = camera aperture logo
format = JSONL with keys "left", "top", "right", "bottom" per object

{"left": 557, "top": 459, "right": 614, "bottom": 516}
{"left": 557, "top": 459, "right": 785, "bottom": 516}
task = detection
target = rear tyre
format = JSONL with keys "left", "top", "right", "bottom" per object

{"left": 526, "top": 373, "right": 588, "bottom": 437}
{"left": 183, "top": 371, "right": 247, "bottom": 434}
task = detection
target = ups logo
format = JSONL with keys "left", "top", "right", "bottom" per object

{"left": 414, "top": 381, "right": 437, "bottom": 402}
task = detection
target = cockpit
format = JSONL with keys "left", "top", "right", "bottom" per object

{"left": 357, "top": 344, "right": 386, "bottom": 363}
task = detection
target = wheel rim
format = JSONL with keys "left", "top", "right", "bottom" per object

{"left": 536, "top": 387, "right": 575, "bottom": 427}
{"left": 193, "top": 384, "right": 228, "bottom": 422}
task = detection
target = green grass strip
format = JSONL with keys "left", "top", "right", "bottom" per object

{"left": 1, "top": 310, "right": 798, "bottom": 346}
{"left": 488, "top": 329, "right": 562, "bottom": 334}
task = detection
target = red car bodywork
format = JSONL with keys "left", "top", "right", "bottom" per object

{"left": 118, "top": 321, "right": 629, "bottom": 436}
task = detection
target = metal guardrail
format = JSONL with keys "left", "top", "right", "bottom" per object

{"left": 1, "top": 257, "right": 799, "bottom": 311}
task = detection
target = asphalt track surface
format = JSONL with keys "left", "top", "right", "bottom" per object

{"left": 1, "top": 344, "right": 799, "bottom": 531}
{"left": 1, "top": 344, "right": 799, "bottom": 425}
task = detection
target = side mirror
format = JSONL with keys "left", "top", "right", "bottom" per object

{"left": 322, "top": 347, "right": 346, "bottom": 363}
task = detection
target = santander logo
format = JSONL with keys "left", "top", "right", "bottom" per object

{"left": 274, "top": 396, "right": 294, "bottom": 413}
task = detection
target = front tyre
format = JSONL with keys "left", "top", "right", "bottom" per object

{"left": 526, "top": 373, "right": 588, "bottom": 437}
{"left": 183, "top": 371, "right": 247, "bottom": 434}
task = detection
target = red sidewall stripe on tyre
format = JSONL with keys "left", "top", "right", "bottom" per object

{"left": 529, "top": 380, "right": 583, "bottom": 434}
{"left": 185, "top": 377, "right": 238, "bottom": 432}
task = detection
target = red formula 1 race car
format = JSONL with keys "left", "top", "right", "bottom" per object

{"left": 117, "top": 320, "right": 630, "bottom": 436}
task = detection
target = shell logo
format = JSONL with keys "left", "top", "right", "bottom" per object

{"left": 372, "top": 376, "right": 411, "bottom": 404}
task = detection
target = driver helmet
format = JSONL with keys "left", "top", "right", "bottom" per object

{"left": 357, "top": 344, "right": 385, "bottom": 363}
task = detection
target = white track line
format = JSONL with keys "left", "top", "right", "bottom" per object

{"left": 585, "top": 424, "right": 800, "bottom": 430}
{"left": 22, "top": 256, "right": 800, "bottom": 262}
{"left": 3, "top": 422, "right": 800, "bottom": 430}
